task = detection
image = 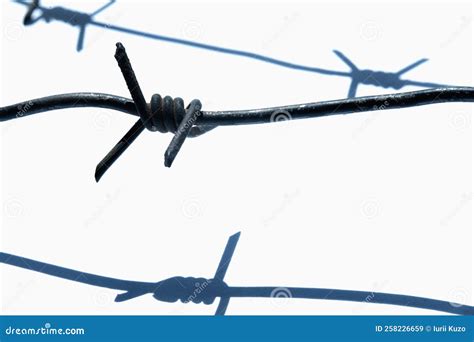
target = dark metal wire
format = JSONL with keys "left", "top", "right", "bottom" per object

{"left": 1, "top": 232, "right": 472, "bottom": 315}
{"left": 1, "top": 42, "right": 473, "bottom": 181}
{"left": 3, "top": 88, "right": 473, "bottom": 124}
{"left": 0, "top": 92, "right": 136, "bottom": 120}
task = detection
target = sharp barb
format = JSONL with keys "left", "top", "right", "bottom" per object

{"left": 347, "top": 79, "right": 358, "bottom": 98}
{"left": 213, "top": 232, "right": 240, "bottom": 316}
{"left": 215, "top": 296, "right": 230, "bottom": 316}
{"left": 23, "top": 0, "right": 39, "bottom": 25}
{"left": 76, "top": 24, "right": 86, "bottom": 52}
{"left": 214, "top": 232, "right": 241, "bottom": 281}
{"left": 95, "top": 119, "right": 144, "bottom": 182}
{"left": 114, "top": 42, "right": 148, "bottom": 118}
{"left": 164, "top": 100, "right": 202, "bottom": 167}
{"left": 95, "top": 42, "right": 151, "bottom": 181}
{"left": 333, "top": 50, "right": 359, "bottom": 71}
{"left": 115, "top": 289, "right": 149, "bottom": 302}
{"left": 396, "top": 58, "right": 428, "bottom": 75}
{"left": 90, "top": 0, "right": 115, "bottom": 17}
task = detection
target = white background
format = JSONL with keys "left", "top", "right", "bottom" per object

{"left": 0, "top": 0, "right": 472, "bottom": 315}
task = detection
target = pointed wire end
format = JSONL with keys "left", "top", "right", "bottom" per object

{"left": 230, "top": 231, "right": 241, "bottom": 241}
{"left": 332, "top": 49, "right": 344, "bottom": 58}
{"left": 114, "top": 293, "right": 128, "bottom": 302}
{"left": 94, "top": 120, "right": 145, "bottom": 183}
{"left": 413, "top": 58, "right": 429, "bottom": 66}
{"left": 23, "top": 15, "right": 32, "bottom": 25}
{"left": 115, "top": 290, "right": 147, "bottom": 302}
{"left": 115, "top": 42, "right": 125, "bottom": 52}
{"left": 215, "top": 296, "right": 230, "bottom": 316}
{"left": 114, "top": 42, "right": 126, "bottom": 60}
{"left": 164, "top": 150, "right": 175, "bottom": 168}
{"left": 23, "top": 0, "right": 39, "bottom": 26}
{"left": 94, "top": 144, "right": 120, "bottom": 183}
{"left": 213, "top": 231, "right": 241, "bottom": 282}
{"left": 94, "top": 163, "right": 106, "bottom": 183}
{"left": 163, "top": 132, "right": 185, "bottom": 168}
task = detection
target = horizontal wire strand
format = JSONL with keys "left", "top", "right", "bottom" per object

{"left": 2, "top": 87, "right": 473, "bottom": 125}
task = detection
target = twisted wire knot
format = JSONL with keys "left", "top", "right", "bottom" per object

{"left": 146, "top": 94, "right": 202, "bottom": 134}
{"left": 153, "top": 276, "right": 229, "bottom": 305}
